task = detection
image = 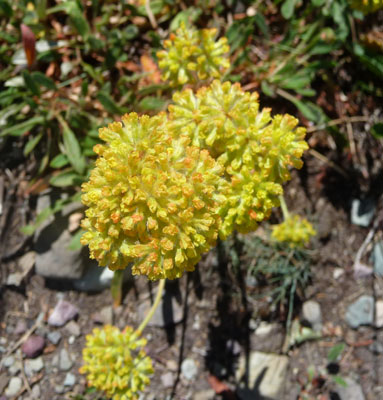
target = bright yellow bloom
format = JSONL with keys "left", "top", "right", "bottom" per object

{"left": 349, "top": 0, "right": 383, "bottom": 13}
{"left": 271, "top": 215, "right": 316, "bottom": 248}
{"left": 80, "top": 325, "right": 153, "bottom": 400}
{"left": 168, "top": 80, "right": 308, "bottom": 237}
{"left": 157, "top": 23, "right": 230, "bottom": 86}
{"left": 81, "top": 112, "right": 227, "bottom": 280}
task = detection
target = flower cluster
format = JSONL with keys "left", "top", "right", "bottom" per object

{"left": 271, "top": 215, "right": 316, "bottom": 248}
{"left": 80, "top": 325, "right": 153, "bottom": 400}
{"left": 168, "top": 80, "right": 308, "bottom": 237}
{"left": 157, "top": 23, "right": 230, "bottom": 86}
{"left": 349, "top": 0, "right": 383, "bottom": 13}
{"left": 81, "top": 112, "right": 227, "bottom": 280}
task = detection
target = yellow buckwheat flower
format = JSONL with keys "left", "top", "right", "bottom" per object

{"left": 157, "top": 22, "right": 230, "bottom": 86}
{"left": 271, "top": 215, "right": 316, "bottom": 248}
{"left": 80, "top": 325, "right": 153, "bottom": 400}
{"left": 81, "top": 112, "right": 227, "bottom": 280}
{"left": 349, "top": 0, "right": 383, "bottom": 13}
{"left": 168, "top": 80, "right": 308, "bottom": 237}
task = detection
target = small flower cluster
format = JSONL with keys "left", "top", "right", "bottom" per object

{"left": 80, "top": 325, "right": 153, "bottom": 400}
{"left": 271, "top": 214, "right": 316, "bottom": 248}
{"left": 169, "top": 80, "right": 308, "bottom": 237}
{"left": 81, "top": 112, "right": 227, "bottom": 280}
{"left": 157, "top": 22, "right": 230, "bottom": 86}
{"left": 349, "top": 0, "right": 383, "bottom": 13}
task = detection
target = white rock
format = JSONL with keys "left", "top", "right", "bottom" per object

{"left": 236, "top": 352, "right": 288, "bottom": 399}
{"left": 254, "top": 321, "right": 274, "bottom": 336}
{"left": 333, "top": 268, "right": 344, "bottom": 280}
{"left": 336, "top": 377, "right": 365, "bottom": 400}
{"left": 25, "top": 357, "right": 44, "bottom": 376}
{"left": 181, "top": 358, "right": 198, "bottom": 380}
{"left": 5, "top": 376, "right": 23, "bottom": 397}
{"left": 376, "top": 300, "right": 383, "bottom": 328}
{"left": 302, "top": 300, "right": 322, "bottom": 331}
{"left": 63, "top": 372, "right": 76, "bottom": 386}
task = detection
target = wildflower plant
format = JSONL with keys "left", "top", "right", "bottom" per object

{"left": 80, "top": 325, "right": 153, "bottom": 400}
{"left": 157, "top": 22, "right": 230, "bottom": 86}
{"left": 80, "top": 23, "right": 310, "bottom": 400}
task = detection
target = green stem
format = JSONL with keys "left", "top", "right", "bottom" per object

{"left": 136, "top": 278, "right": 166, "bottom": 335}
{"left": 111, "top": 269, "right": 124, "bottom": 307}
{"left": 279, "top": 195, "right": 290, "bottom": 221}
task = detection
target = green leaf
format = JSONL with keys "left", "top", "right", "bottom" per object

{"left": 58, "top": 116, "right": 86, "bottom": 174}
{"left": 1, "top": 116, "right": 45, "bottom": 137}
{"left": 371, "top": 123, "right": 383, "bottom": 139}
{"left": 0, "top": 0, "right": 13, "bottom": 17}
{"left": 170, "top": 8, "right": 202, "bottom": 31}
{"left": 328, "top": 343, "right": 345, "bottom": 362}
{"left": 138, "top": 96, "right": 166, "bottom": 111}
{"left": 261, "top": 81, "right": 275, "bottom": 97}
{"left": 22, "top": 70, "right": 40, "bottom": 96}
{"left": 332, "top": 376, "right": 348, "bottom": 387}
{"left": 96, "top": 92, "right": 123, "bottom": 115}
{"left": 280, "top": 75, "right": 312, "bottom": 90}
{"left": 68, "top": 229, "right": 84, "bottom": 251}
{"left": 289, "top": 98, "right": 324, "bottom": 123}
{"left": 311, "top": 0, "right": 325, "bottom": 5}
{"left": 24, "top": 132, "right": 43, "bottom": 156}
{"left": 31, "top": 71, "right": 56, "bottom": 90}
{"left": 254, "top": 13, "right": 269, "bottom": 39}
{"left": 281, "top": 0, "right": 298, "bottom": 19}
{"left": 49, "top": 170, "right": 82, "bottom": 187}
{"left": 50, "top": 153, "right": 69, "bottom": 168}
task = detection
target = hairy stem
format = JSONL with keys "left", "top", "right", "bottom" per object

{"left": 279, "top": 195, "right": 290, "bottom": 221}
{"left": 111, "top": 269, "right": 124, "bottom": 307}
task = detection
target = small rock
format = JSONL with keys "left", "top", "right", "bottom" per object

{"left": 2, "top": 355, "right": 15, "bottom": 368}
{"left": 373, "top": 241, "right": 383, "bottom": 277}
{"left": 6, "top": 272, "right": 23, "bottom": 286}
{"left": 22, "top": 335, "right": 45, "bottom": 358}
{"left": 34, "top": 192, "right": 86, "bottom": 280}
{"left": 0, "top": 374, "right": 8, "bottom": 395}
{"left": 336, "top": 377, "right": 365, "bottom": 400}
{"left": 236, "top": 352, "right": 288, "bottom": 399}
{"left": 351, "top": 198, "right": 375, "bottom": 227}
{"left": 369, "top": 341, "right": 383, "bottom": 354}
{"left": 48, "top": 299, "right": 79, "bottom": 327}
{"left": 302, "top": 300, "right": 322, "bottom": 331}
{"left": 166, "top": 360, "right": 178, "bottom": 371}
{"left": 8, "top": 360, "right": 22, "bottom": 375}
{"left": 181, "top": 358, "right": 198, "bottom": 380}
{"left": 68, "top": 335, "right": 75, "bottom": 344}
{"left": 193, "top": 390, "right": 216, "bottom": 400}
{"left": 333, "top": 268, "right": 344, "bottom": 280}
{"left": 54, "top": 384, "right": 65, "bottom": 394}
{"left": 59, "top": 348, "right": 73, "bottom": 371}
{"left": 18, "top": 251, "right": 35, "bottom": 272}
{"left": 226, "top": 339, "right": 241, "bottom": 356}
{"left": 5, "top": 376, "right": 23, "bottom": 397}
{"left": 25, "top": 357, "right": 44, "bottom": 376}
{"left": 92, "top": 305, "right": 113, "bottom": 325}
{"left": 345, "top": 295, "right": 374, "bottom": 328}
{"left": 31, "top": 384, "right": 41, "bottom": 399}
{"left": 161, "top": 372, "right": 174, "bottom": 388}
{"left": 376, "top": 300, "right": 383, "bottom": 328}
{"left": 63, "top": 372, "right": 76, "bottom": 386}
{"left": 64, "top": 320, "right": 81, "bottom": 337}
{"left": 47, "top": 331, "right": 62, "bottom": 345}
{"left": 14, "top": 319, "right": 28, "bottom": 335}
{"left": 254, "top": 321, "right": 275, "bottom": 336}
{"left": 51, "top": 353, "right": 59, "bottom": 367}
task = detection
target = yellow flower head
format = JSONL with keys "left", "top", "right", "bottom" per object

{"left": 157, "top": 22, "right": 230, "bottom": 86}
{"left": 81, "top": 112, "right": 227, "bottom": 280}
{"left": 168, "top": 80, "right": 308, "bottom": 237}
{"left": 80, "top": 325, "right": 153, "bottom": 400}
{"left": 271, "top": 215, "right": 316, "bottom": 248}
{"left": 349, "top": 0, "right": 383, "bottom": 13}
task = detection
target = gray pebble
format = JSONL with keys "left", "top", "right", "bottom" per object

{"left": 5, "top": 376, "right": 22, "bottom": 397}
{"left": 161, "top": 372, "right": 174, "bottom": 388}
{"left": 59, "top": 348, "right": 74, "bottom": 371}
{"left": 25, "top": 357, "right": 44, "bottom": 376}
{"left": 2, "top": 355, "right": 15, "bottom": 368}
{"left": 63, "top": 372, "right": 76, "bottom": 386}
{"left": 47, "top": 331, "right": 62, "bottom": 345}
{"left": 65, "top": 321, "right": 81, "bottom": 337}
{"left": 181, "top": 358, "right": 198, "bottom": 380}
{"left": 14, "top": 320, "right": 28, "bottom": 335}
{"left": 345, "top": 295, "right": 374, "bottom": 328}
{"left": 54, "top": 384, "right": 65, "bottom": 394}
{"left": 31, "top": 384, "right": 41, "bottom": 399}
{"left": 302, "top": 300, "right": 322, "bottom": 331}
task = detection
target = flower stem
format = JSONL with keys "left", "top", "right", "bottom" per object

{"left": 279, "top": 195, "right": 290, "bottom": 221}
{"left": 136, "top": 278, "right": 165, "bottom": 335}
{"left": 111, "top": 269, "right": 124, "bottom": 308}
